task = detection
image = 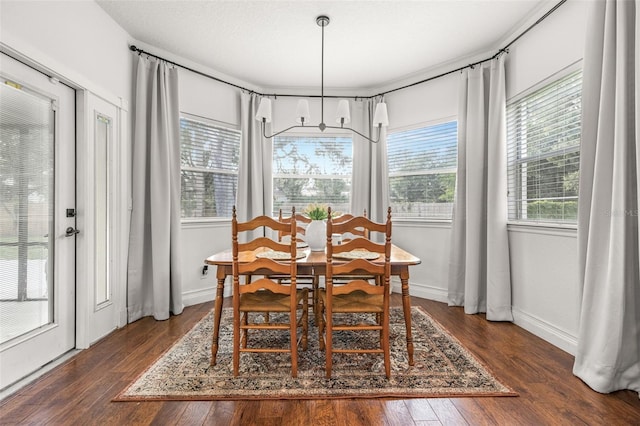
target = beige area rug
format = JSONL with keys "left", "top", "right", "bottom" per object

{"left": 115, "top": 307, "right": 517, "bottom": 401}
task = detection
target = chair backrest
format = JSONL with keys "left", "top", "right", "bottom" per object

{"left": 331, "top": 209, "right": 369, "bottom": 240}
{"left": 278, "top": 209, "right": 310, "bottom": 242}
{"left": 232, "top": 206, "right": 297, "bottom": 296}
{"left": 325, "top": 207, "right": 392, "bottom": 294}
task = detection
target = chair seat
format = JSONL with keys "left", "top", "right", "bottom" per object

{"left": 240, "top": 289, "right": 307, "bottom": 312}
{"left": 319, "top": 289, "right": 384, "bottom": 313}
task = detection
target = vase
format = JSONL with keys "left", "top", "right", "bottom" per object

{"left": 305, "top": 220, "right": 326, "bottom": 251}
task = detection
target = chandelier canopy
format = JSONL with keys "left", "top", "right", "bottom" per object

{"left": 255, "top": 15, "right": 389, "bottom": 143}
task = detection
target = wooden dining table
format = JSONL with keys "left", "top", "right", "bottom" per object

{"left": 204, "top": 244, "right": 422, "bottom": 366}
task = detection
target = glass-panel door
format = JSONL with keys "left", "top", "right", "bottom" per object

{"left": 0, "top": 54, "right": 76, "bottom": 390}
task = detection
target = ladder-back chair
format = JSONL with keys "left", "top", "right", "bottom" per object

{"left": 318, "top": 207, "right": 392, "bottom": 379}
{"left": 231, "top": 206, "right": 308, "bottom": 377}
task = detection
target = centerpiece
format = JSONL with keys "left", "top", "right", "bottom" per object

{"left": 303, "top": 203, "right": 333, "bottom": 251}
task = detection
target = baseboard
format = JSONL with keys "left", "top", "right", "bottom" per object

{"left": 391, "top": 279, "right": 448, "bottom": 303}
{"left": 182, "top": 287, "right": 217, "bottom": 307}
{"left": 512, "top": 307, "right": 577, "bottom": 356}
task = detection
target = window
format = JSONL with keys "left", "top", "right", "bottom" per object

{"left": 273, "top": 135, "right": 352, "bottom": 216}
{"left": 387, "top": 121, "right": 457, "bottom": 219}
{"left": 180, "top": 115, "right": 241, "bottom": 219}
{"left": 507, "top": 69, "right": 582, "bottom": 223}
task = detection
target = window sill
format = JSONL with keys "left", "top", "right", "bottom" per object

{"left": 392, "top": 218, "right": 452, "bottom": 228}
{"left": 507, "top": 221, "right": 577, "bottom": 238}
{"left": 181, "top": 218, "right": 231, "bottom": 229}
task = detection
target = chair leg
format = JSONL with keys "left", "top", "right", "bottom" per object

{"left": 313, "top": 276, "right": 320, "bottom": 324}
{"left": 325, "top": 311, "right": 332, "bottom": 379}
{"left": 233, "top": 310, "right": 240, "bottom": 377}
{"left": 302, "top": 293, "right": 309, "bottom": 351}
{"left": 383, "top": 315, "right": 391, "bottom": 379}
{"left": 318, "top": 296, "right": 325, "bottom": 351}
{"left": 241, "top": 312, "right": 248, "bottom": 348}
{"left": 290, "top": 312, "right": 298, "bottom": 378}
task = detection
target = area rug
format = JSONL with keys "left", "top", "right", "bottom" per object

{"left": 114, "top": 307, "right": 517, "bottom": 401}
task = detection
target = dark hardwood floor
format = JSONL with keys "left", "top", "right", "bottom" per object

{"left": 1, "top": 295, "right": 639, "bottom": 425}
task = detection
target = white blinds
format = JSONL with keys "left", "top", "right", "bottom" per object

{"left": 180, "top": 115, "right": 241, "bottom": 218}
{"left": 0, "top": 81, "right": 54, "bottom": 342}
{"left": 273, "top": 135, "right": 352, "bottom": 216}
{"left": 387, "top": 121, "right": 457, "bottom": 219}
{"left": 506, "top": 69, "right": 582, "bottom": 223}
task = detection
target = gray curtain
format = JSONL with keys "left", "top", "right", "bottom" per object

{"left": 237, "top": 92, "right": 272, "bottom": 236}
{"left": 448, "top": 56, "right": 513, "bottom": 321}
{"left": 351, "top": 96, "right": 390, "bottom": 224}
{"left": 573, "top": 0, "right": 640, "bottom": 395}
{"left": 127, "top": 55, "right": 183, "bottom": 322}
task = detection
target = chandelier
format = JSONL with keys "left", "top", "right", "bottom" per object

{"left": 255, "top": 15, "right": 389, "bottom": 143}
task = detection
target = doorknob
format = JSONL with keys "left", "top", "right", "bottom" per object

{"left": 65, "top": 227, "right": 80, "bottom": 237}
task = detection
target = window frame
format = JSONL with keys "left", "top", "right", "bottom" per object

{"left": 386, "top": 117, "right": 458, "bottom": 222}
{"left": 506, "top": 62, "right": 582, "bottom": 228}
{"left": 179, "top": 112, "right": 241, "bottom": 223}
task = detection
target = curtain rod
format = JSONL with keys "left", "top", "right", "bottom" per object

{"left": 128, "top": 0, "right": 567, "bottom": 100}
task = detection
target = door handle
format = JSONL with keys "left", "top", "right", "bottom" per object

{"left": 65, "top": 227, "right": 80, "bottom": 237}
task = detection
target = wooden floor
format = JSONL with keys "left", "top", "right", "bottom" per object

{"left": 1, "top": 295, "right": 639, "bottom": 425}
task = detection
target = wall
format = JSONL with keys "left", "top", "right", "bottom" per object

{"left": 0, "top": 1, "right": 132, "bottom": 103}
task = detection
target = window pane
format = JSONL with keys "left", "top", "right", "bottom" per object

{"left": 181, "top": 170, "right": 236, "bottom": 218}
{"left": 387, "top": 121, "right": 457, "bottom": 219}
{"left": 388, "top": 173, "right": 455, "bottom": 218}
{"left": 507, "top": 69, "right": 582, "bottom": 223}
{"left": 180, "top": 116, "right": 240, "bottom": 219}
{"left": 0, "top": 82, "right": 54, "bottom": 344}
{"left": 273, "top": 135, "right": 352, "bottom": 216}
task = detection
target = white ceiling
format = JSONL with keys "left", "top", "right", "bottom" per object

{"left": 96, "top": 0, "right": 551, "bottom": 93}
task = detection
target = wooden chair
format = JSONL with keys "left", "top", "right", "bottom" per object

{"left": 231, "top": 206, "right": 308, "bottom": 377}
{"left": 318, "top": 207, "right": 392, "bottom": 379}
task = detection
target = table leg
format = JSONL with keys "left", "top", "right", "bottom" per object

{"left": 400, "top": 268, "right": 414, "bottom": 366}
{"left": 210, "top": 267, "right": 227, "bottom": 366}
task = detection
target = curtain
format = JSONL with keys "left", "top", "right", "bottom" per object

{"left": 573, "top": 0, "right": 640, "bottom": 395}
{"left": 351, "top": 96, "right": 390, "bottom": 225}
{"left": 448, "top": 55, "right": 513, "bottom": 321}
{"left": 127, "top": 55, "right": 183, "bottom": 322}
{"left": 236, "top": 92, "right": 272, "bottom": 237}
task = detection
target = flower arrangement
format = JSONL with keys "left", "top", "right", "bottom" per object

{"left": 304, "top": 203, "right": 330, "bottom": 220}
{"left": 303, "top": 203, "right": 340, "bottom": 220}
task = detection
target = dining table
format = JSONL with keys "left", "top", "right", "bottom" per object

{"left": 204, "top": 244, "right": 422, "bottom": 366}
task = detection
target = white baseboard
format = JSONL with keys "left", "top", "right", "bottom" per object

{"left": 391, "top": 279, "right": 448, "bottom": 303}
{"left": 512, "top": 307, "right": 577, "bottom": 356}
{"left": 182, "top": 285, "right": 232, "bottom": 307}
{"left": 182, "top": 287, "right": 217, "bottom": 307}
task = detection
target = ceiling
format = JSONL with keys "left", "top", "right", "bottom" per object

{"left": 96, "top": 0, "right": 551, "bottom": 94}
